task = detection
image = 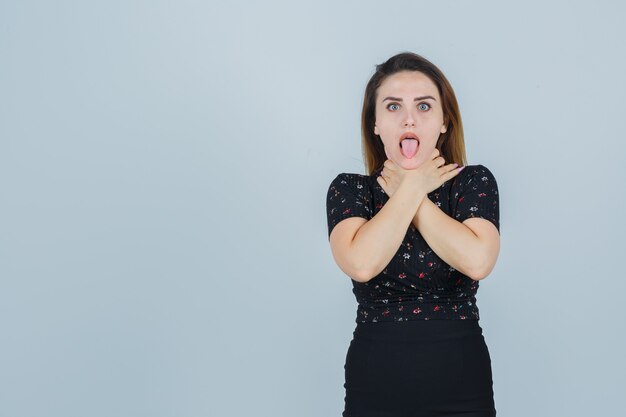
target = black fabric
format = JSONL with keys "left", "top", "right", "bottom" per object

{"left": 343, "top": 319, "right": 497, "bottom": 416}
{"left": 325, "top": 164, "right": 500, "bottom": 323}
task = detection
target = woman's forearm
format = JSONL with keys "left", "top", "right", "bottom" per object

{"left": 411, "top": 197, "right": 483, "bottom": 280}
{"left": 349, "top": 182, "right": 425, "bottom": 282}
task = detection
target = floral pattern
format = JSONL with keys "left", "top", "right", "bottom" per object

{"left": 326, "top": 164, "right": 500, "bottom": 323}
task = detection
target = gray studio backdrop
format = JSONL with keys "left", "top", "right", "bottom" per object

{"left": 1, "top": 1, "right": 625, "bottom": 416}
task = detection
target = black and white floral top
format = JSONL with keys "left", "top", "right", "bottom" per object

{"left": 326, "top": 164, "right": 500, "bottom": 323}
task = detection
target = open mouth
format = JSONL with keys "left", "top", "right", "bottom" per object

{"left": 399, "top": 138, "right": 419, "bottom": 158}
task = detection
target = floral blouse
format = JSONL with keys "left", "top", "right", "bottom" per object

{"left": 326, "top": 164, "right": 500, "bottom": 323}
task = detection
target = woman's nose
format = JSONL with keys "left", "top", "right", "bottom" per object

{"left": 403, "top": 117, "right": 415, "bottom": 127}
{"left": 403, "top": 109, "right": 416, "bottom": 127}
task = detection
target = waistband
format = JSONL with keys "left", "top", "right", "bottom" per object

{"left": 352, "top": 318, "right": 483, "bottom": 344}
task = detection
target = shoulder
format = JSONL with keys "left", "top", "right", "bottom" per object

{"left": 453, "top": 164, "right": 498, "bottom": 188}
{"left": 327, "top": 172, "right": 375, "bottom": 207}
{"left": 460, "top": 164, "right": 496, "bottom": 179}
{"left": 330, "top": 172, "right": 370, "bottom": 182}
{"left": 328, "top": 172, "right": 371, "bottom": 192}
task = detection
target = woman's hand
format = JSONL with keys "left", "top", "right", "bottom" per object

{"left": 376, "top": 148, "right": 464, "bottom": 198}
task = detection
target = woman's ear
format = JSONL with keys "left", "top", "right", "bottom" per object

{"left": 441, "top": 115, "right": 449, "bottom": 134}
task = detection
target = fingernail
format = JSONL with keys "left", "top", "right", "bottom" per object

{"left": 458, "top": 166, "right": 465, "bottom": 171}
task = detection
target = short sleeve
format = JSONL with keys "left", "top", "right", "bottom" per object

{"left": 452, "top": 164, "right": 500, "bottom": 233}
{"left": 326, "top": 173, "right": 372, "bottom": 239}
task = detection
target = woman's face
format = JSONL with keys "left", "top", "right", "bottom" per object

{"left": 374, "top": 70, "right": 447, "bottom": 170}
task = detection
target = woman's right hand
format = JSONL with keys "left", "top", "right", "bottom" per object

{"left": 399, "top": 148, "right": 463, "bottom": 195}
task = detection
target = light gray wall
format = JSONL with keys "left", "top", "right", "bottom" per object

{"left": 1, "top": 0, "right": 624, "bottom": 416}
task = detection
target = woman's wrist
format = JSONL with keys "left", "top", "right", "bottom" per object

{"left": 398, "top": 180, "right": 427, "bottom": 205}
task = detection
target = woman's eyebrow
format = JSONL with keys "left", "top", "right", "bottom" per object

{"left": 382, "top": 96, "right": 437, "bottom": 102}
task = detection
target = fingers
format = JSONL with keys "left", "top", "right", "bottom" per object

{"left": 376, "top": 176, "right": 388, "bottom": 193}
{"left": 445, "top": 163, "right": 465, "bottom": 179}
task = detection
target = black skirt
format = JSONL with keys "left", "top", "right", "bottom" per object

{"left": 343, "top": 319, "right": 496, "bottom": 417}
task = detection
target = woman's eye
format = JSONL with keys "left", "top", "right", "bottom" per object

{"left": 386, "top": 102, "right": 431, "bottom": 111}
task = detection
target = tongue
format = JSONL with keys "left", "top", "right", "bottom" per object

{"left": 400, "top": 139, "right": 419, "bottom": 158}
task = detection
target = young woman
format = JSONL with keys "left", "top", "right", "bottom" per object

{"left": 326, "top": 52, "right": 500, "bottom": 416}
